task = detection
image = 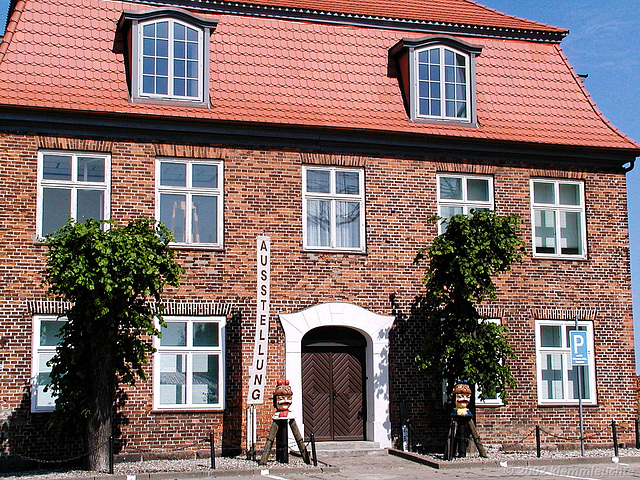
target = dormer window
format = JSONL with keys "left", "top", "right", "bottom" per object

{"left": 390, "top": 36, "right": 482, "bottom": 124}
{"left": 140, "top": 19, "right": 202, "bottom": 100}
{"left": 117, "top": 9, "right": 218, "bottom": 106}
{"left": 415, "top": 46, "right": 470, "bottom": 120}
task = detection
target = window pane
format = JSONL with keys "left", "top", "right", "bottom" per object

{"left": 336, "top": 201, "right": 360, "bottom": 249}
{"left": 42, "top": 154, "right": 71, "bottom": 181}
{"left": 40, "top": 320, "right": 63, "bottom": 346}
{"left": 77, "top": 189, "right": 104, "bottom": 223}
{"left": 439, "top": 177, "right": 462, "bottom": 200}
{"left": 77, "top": 157, "right": 104, "bottom": 182}
{"left": 568, "top": 365, "right": 590, "bottom": 400}
{"left": 467, "top": 178, "right": 489, "bottom": 201}
{"left": 174, "top": 41, "right": 185, "bottom": 60}
{"left": 336, "top": 171, "right": 359, "bottom": 195}
{"left": 192, "top": 195, "right": 217, "bottom": 244}
{"left": 174, "top": 78, "right": 186, "bottom": 97}
{"left": 192, "top": 164, "right": 218, "bottom": 188}
{"left": 440, "top": 206, "right": 464, "bottom": 229}
{"left": 307, "top": 199, "right": 331, "bottom": 247}
{"left": 307, "top": 170, "right": 330, "bottom": 193}
{"left": 174, "top": 22, "right": 185, "bottom": 40}
{"left": 36, "top": 352, "right": 56, "bottom": 408}
{"left": 193, "top": 322, "right": 219, "bottom": 347}
{"left": 540, "top": 325, "right": 561, "bottom": 347}
{"left": 159, "top": 354, "right": 186, "bottom": 405}
{"left": 161, "top": 322, "right": 187, "bottom": 346}
{"left": 559, "top": 183, "right": 580, "bottom": 206}
{"left": 541, "top": 353, "right": 564, "bottom": 400}
{"left": 534, "top": 209, "right": 556, "bottom": 254}
{"left": 192, "top": 354, "right": 219, "bottom": 404}
{"left": 560, "top": 211, "right": 582, "bottom": 255}
{"left": 156, "top": 21, "right": 168, "bottom": 39}
{"left": 160, "top": 194, "right": 186, "bottom": 242}
{"left": 534, "top": 182, "right": 555, "bottom": 204}
{"left": 419, "top": 98, "right": 430, "bottom": 116}
{"left": 42, "top": 188, "right": 71, "bottom": 236}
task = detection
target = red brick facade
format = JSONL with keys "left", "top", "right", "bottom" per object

{"left": 0, "top": 131, "right": 636, "bottom": 458}
{"left": 0, "top": 0, "right": 638, "bottom": 463}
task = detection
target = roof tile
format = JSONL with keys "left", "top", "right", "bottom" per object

{"left": 0, "top": 0, "right": 636, "bottom": 151}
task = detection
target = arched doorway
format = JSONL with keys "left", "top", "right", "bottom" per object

{"left": 279, "top": 302, "right": 394, "bottom": 447}
{"left": 301, "top": 327, "right": 366, "bottom": 441}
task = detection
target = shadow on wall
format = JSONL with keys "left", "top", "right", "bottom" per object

{"left": 1, "top": 383, "right": 83, "bottom": 472}
{"left": 388, "top": 292, "right": 450, "bottom": 453}
{"left": 0, "top": 309, "right": 245, "bottom": 472}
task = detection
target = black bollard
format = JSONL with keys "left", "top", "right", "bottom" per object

{"left": 275, "top": 419, "right": 288, "bottom": 463}
{"left": 536, "top": 425, "right": 541, "bottom": 458}
{"left": 108, "top": 435, "right": 114, "bottom": 475}
{"left": 636, "top": 419, "right": 639, "bottom": 450}
{"left": 210, "top": 432, "right": 216, "bottom": 470}
{"left": 612, "top": 420, "right": 619, "bottom": 457}
{"left": 310, "top": 433, "right": 318, "bottom": 467}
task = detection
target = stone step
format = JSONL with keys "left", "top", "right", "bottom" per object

{"left": 311, "top": 441, "right": 386, "bottom": 458}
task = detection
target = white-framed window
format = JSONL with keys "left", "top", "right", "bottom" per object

{"left": 153, "top": 316, "right": 226, "bottom": 410}
{"left": 156, "top": 159, "right": 224, "bottom": 247}
{"left": 535, "top": 319, "right": 596, "bottom": 405}
{"left": 437, "top": 174, "right": 493, "bottom": 233}
{"left": 136, "top": 18, "right": 205, "bottom": 102}
{"left": 303, "top": 166, "right": 365, "bottom": 251}
{"left": 530, "top": 179, "right": 586, "bottom": 258}
{"left": 37, "top": 151, "right": 111, "bottom": 238}
{"left": 31, "top": 315, "right": 66, "bottom": 412}
{"left": 413, "top": 45, "right": 471, "bottom": 121}
{"left": 475, "top": 318, "right": 504, "bottom": 407}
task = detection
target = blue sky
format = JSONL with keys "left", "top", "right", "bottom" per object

{"left": 1, "top": 1, "right": 640, "bottom": 366}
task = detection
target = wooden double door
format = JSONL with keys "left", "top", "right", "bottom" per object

{"left": 301, "top": 327, "right": 366, "bottom": 441}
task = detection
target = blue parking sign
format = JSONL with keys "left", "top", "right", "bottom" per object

{"left": 570, "top": 331, "right": 588, "bottom": 366}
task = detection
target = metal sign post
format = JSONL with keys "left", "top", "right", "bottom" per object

{"left": 570, "top": 318, "right": 588, "bottom": 456}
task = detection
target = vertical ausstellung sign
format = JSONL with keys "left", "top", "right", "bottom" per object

{"left": 247, "top": 235, "right": 270, "bottom": 404}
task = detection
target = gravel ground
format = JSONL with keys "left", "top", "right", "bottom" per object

{"left": 2, "top": 446, "right": 639, "bottom": 479}
{"left": 0, "top": 455, "right": 315, "bottom": 480}
{"left": 416, "top": 445, "right": 640, "bottom": 463}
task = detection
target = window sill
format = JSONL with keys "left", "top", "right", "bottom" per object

{"left": 538, "top": 402, "right": 597, "bottom": 407}
{"left": 152, "top": 408, "right": 225, "bottom": 414}
{"left": 303, "top": 248, "right": 367, "bottom": 255}
{"left": 532, "top": 254, "right": 588, "bottom": 262}
{"left": 132, "top": 96, "right": 210, "bottom": 108}
{"left": 410, "top": 117, "right": 478, "bottom": 128}
{"left": 169, "top": 243, "right": 224, "bottom": 251}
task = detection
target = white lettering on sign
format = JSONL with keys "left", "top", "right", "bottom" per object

{"left": 247, "top": 236, "right": 270, "bottom": 404}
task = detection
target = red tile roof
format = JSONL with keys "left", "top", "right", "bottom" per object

{"left": 0, "top": 0, "right": 637, "bottom": 152}
{"left": 216, "top": 0, "right": 566, "bottom": 33}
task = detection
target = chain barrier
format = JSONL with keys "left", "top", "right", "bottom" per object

{"left": 500, "top": 427, "right": 536, "bottom": 451}
{"left": 4, "top": 434, "right": 210, "bottom": 465}
{"left": 9, "top": 437, "right": 110, "bottom": 465}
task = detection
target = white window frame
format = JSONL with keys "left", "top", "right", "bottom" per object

{"left": 302, "top": 166, "right": 366, "bottom": 252}
{"left": 535, "top": 319, "right": 596, "bottom": 406}
{"left": 36, "top": 150, "right": 111, "bottom": 238}
{"left": 31, "top": 315, "right": 66, "bottom": 413}
{"left": 134, "top": 18, "right": 206, "bottom": 102}
{"left": 475, "top": 318, "right": 504, "bottom": 407}
{"left": 437, "top": 173, "right": 493, "bottom": 234}
{"left": 155, "top": 158, "right": 224, "bottom": 248}
{"left": 153, "top": 316, "right": 226, "bottom": 411}
{"left": 412, "top": 45, "right": 472, "bottom": 122}
{"left": 530, "top": 179, "right": 587, "bottom": 259}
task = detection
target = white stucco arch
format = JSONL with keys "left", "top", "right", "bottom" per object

{"left": 279, "top": 302, "right": 394, "bottom": 447}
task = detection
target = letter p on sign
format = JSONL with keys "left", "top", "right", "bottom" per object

{"left": 570, "top": 330, "right": 588, "bottom": 366}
